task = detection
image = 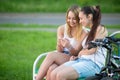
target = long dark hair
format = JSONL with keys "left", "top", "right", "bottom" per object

{"left": 81, "top": 5, "right": 101, "bottom": 44}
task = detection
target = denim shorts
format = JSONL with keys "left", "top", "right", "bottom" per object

{"left": 64, "top": 58, "right": 100, "bottom": 78}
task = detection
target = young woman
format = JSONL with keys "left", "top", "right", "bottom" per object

{"left": 36, "top": 5, "right": 88, "bottom": 80}
{"left": 50, "top": 5, "right": 108, "bottom": 80}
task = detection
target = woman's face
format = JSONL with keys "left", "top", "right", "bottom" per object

{"left": 79, "top": 11, "right": 90, "bottom": 27}
{"left": 67, "top": 11, "right": 77, "bottom": 27}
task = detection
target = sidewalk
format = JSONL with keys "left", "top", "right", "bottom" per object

{"left": 0, "top": 13, "right": 120, "bottom": 25}
{"left": 0, "top": 13, "right": 119, "bottom": 33}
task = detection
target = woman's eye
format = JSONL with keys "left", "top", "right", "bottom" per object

{"left": 73, "top": 18, "right": 76, "bottom": 20}
{"left": 68, "top": 17, "right": 76, "bottom": 21}
{"left": 68, "top": 17, "right": 71, "bottom": 20}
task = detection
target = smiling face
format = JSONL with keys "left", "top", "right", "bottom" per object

{"left": 67, "top": 11, "right": 77, "bottom": 28}
{"left": 79, "top": 11, "right": 92, "bottom": 28}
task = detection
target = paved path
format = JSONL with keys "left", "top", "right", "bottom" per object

{"left": 0, "top": 13, "right": 119, "bottom": 33}
{"left": 0, "top": 13, "right": 120, "bottom": 25}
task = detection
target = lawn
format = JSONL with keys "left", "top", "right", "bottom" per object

{"left": 0, "top": 24, "right": 58, "bottom": 28}
{"left": 0, "top": 0, "right": 120, "bottom": 13}
{"left": 0, "top": 24, "right": 119, "bottom": 29}
{"left": 0, "top": 30, "right": 56, "bottom": 80}
{"left": 0, "top": 24, "right": 120, "bottom": 80}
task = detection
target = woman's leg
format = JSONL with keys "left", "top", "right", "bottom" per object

{"left": 46, "top": 64, "right": 58, "bottom": 80}
{"left": 36, "top": 52, "right": 70, "bottom": 80}
{"left": 51, "top": 58, "right": 100, "bottom": 80}
{"left": 51, "top": 64, "right": 79, "bottom": 80}
{"left": 56, "top": 66, "right": 79, "bottom": 80}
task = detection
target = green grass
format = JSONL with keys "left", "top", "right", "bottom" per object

{"left": 0, "top": 31, "right": 56, "bottom": 80}
{"left": 105, "top": 25, "right": 120, "bottom": 29}
{"left": 0, "top": 23, "right": 119, "bottom": 29}
{"left": 0, "top": 24, "right": 119, "bottom": 80}
{"left": 0, "top": 0, "right": 120, "bottom": 13}
{"left": 0, "top": 24, "right": 58, "bottom": 28}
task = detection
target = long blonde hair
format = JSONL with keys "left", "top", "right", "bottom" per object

{"left": 66, "top": 5, "right": 82, "bottom": 41}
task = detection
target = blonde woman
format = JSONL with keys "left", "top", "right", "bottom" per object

{"left": 36, "top": 5, "right": 88, "bottom": 80}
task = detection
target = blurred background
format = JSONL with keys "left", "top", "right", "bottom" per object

{"left": 0, "top": 0, "right": 120, "bottom": 80}
{"left": 0, "top": 0, "right": 120, "bottom": 13}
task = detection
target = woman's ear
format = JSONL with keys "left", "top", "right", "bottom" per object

{"left": 88, "top": 14, "right": 93, "bottom": 20}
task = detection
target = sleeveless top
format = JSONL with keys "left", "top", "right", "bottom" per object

{"left": 63, "top": 24, "right": 77, "bottom": 54}
{"left": 81, "top": 28, "right": 107, "bottom": 68}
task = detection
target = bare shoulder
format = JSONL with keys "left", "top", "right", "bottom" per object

{"left": 97, "top": 25, "right": 104, "bottom": 31}
{"left": 57, "top": 24, "right": 65, "bottom": 37}
{"left": 57, "top": 24, "right": 65, "bottom": 32}
{"left": 96, "top": 25, "right": 108, "bottom": 38}
{"left": 97, "top": 25, "right": 107, "bottom": 31}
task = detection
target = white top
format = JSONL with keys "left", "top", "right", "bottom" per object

{"left": 63, "top": 24, "right": 77, "bottom": 52}
{"left": 81, "top": 29, "right": 107, "bottom": 68}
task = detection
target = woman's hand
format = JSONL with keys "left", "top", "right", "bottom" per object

{"left": 69, "top": 56, "right": 78, "bottom": 61}
{"left": 60, "top": 38, "right": 70, "bottom": 48}
{"left": 78, "top": 49, "right": 86, "bottom": 57}
{"left": 78, "top": 47, "right": 97, "bottom": 57}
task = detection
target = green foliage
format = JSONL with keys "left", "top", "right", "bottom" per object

{"left": 0, "top": 0, "right": 120, "bottom": 13}
{"left": 0, "top": 24, "right": 119, "bottom": 29}
{"left": 0, "top": 31, "right": 56, "bottom": 80}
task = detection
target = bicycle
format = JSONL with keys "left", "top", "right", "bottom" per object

{"left": 86, "top": 31, "right": 120, "bottom": 80}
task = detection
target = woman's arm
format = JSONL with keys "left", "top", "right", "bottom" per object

{"left": 78, "top": 48, "right": 97, "bottom": 57}
{"left": 78, "top": 25, "right": 108, "bottom": 56}
{"left": 67, "top": 30, "right": 88, "bottom": 56}
{"left": 56, "top": 25, "right": 64, "bottom": 52}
